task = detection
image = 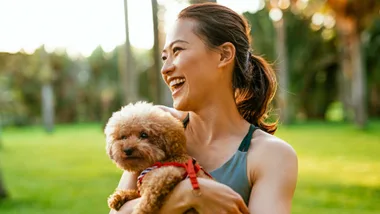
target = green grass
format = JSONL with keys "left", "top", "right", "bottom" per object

{"left": 0, "top": 122, "right": 379, "bottom": 214}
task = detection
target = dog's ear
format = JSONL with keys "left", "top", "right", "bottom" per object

{"left": 108, "top": 149, "right": 114, "bottom": 160}
{"left": 106, "top": 144, "right": 114, "bottom": 160}
{"left": 161, "top": 127, "right": 187, "bottom": 156}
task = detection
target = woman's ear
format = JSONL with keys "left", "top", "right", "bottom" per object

{"left": 218, "top": 42, "right": 235, "bottom": 68}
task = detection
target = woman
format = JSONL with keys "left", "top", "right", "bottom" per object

{"left": 111, "top": 3, "right": 298, "bottom": 214}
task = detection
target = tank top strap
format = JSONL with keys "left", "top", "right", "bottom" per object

{"left": 238, "top": 124, "right": 257, "bottom": 152}
{"left": 182, "top": 113, "right": 190, "bottom": 129}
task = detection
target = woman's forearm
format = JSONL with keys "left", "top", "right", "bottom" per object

{"left": 109, "top": 198, "right": 140, "bottom": 214}
{"left": 158, "top": 178, "right": 196, "bottom": 213}
{"left": 161, "top": 178, "right": 249, "bottom": 213}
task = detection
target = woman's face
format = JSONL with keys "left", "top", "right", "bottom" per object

{"left": 161, "top": 18, "right": 222, "bottom": 111}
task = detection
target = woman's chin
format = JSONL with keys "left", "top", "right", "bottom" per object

{"left": 172, "top": 97, "right": 188, "bottom": 111}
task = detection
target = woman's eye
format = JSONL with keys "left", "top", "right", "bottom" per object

{"left": 121, "top": 135, "right": 127, "bottom": 140}
{"left": 173, "top": 47, "right": 182, "bottom": 54}
{"left": 140, "top": 132, "right": 148, "bottom": 139}
{"left": 161, "top": 55, "right": 167, "bottom": 61}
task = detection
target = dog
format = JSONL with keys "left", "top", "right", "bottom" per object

{"left": 104, "top": 102, "right": 212, "bottom": 214}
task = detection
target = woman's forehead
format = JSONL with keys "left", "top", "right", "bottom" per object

{"left": 164, "top": 19, "right": 198, "bottom": 47}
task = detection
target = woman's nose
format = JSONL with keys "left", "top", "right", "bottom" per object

{"left": 160, "top": 61, "right": 175, "bottom": 76}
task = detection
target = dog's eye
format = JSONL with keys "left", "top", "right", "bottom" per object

{"left": 121, "top": 135, "right": 127, "bottom": 140}
{"left": 140, "top": 132, "right": 148, "bottom": 139}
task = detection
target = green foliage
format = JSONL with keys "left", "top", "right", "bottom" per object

{"left": 245, "top": 9, "right": 339, "bottom": 120}
{"left": 0, "top": 122, "right": 379, "bottom": 213}
{"left": 365, "top": 17, "right": 380, "bottom": 116}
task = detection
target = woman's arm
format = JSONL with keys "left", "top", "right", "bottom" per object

{"left": 109, "top": 171, "right": 140, "bottom": 214}
{"left": 111, "top": 172, "right": 248, "bottom": 214}
{"left": 247, "top": 136, "right": 298, "bottom": 214}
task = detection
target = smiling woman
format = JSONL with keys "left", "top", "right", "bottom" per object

{"left": 112, "top": 2, "right": 298, "bottom": 214}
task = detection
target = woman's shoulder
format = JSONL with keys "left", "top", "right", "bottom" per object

{"left": 250, "top": 129, "right": 296, "bottom": 156}
{"left": 247, "top": 128, "right": 298, "bottom": 183}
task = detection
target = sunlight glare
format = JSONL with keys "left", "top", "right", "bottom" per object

{"left": 269, "top": 8, "right": 283, "bottom": 22}
{"left": 218, "top": 0, "right": 262, "bottom": 14}
{"left": 0, "top": 0, "right": 265, "bottom": 56}
{"left": 312, "top": 12, "right": 324, "bottom": 26}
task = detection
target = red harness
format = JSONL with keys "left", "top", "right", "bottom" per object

{"left": 137, "top": 158, "right": 212, "bottom": 195}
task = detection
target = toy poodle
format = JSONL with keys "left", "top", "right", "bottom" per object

{"left": 104, "top": 102, "right": 212, "bottom": 214}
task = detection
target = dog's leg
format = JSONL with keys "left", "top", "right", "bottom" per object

{"left": 108, "top": 189, "right": 140, "bottom": 211}
{"left": 132, "top": 166, "right": 185, "bottom": 214}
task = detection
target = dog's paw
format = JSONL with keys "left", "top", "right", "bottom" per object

{"left": 108, "top": 192, "right": 125, "bottom": 211}
{"left": 108, "top": 189, "right": 139, "bottom": 210}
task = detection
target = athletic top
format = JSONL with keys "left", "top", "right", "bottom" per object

{"left": 182, "top": 114, "right": 257, "bottom": 205}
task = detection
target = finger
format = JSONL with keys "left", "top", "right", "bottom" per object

{"left": 156, "top": 105, "right": 188, "bottom": 120}
{"left": 232, "top": 205, "right": 244, "bottom": 214}
{"left": 235, "top": 197, "right": 249, "bottom": 214}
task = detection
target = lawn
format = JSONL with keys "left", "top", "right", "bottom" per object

{"left": 0, "top": 121, "right": 379, "bottom": 214}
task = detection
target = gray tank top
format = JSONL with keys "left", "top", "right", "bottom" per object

{"left": 209, "top": 125, "right": 256, "bottom": 205}
{"left": 182, "top": 115, "right": 256, "bottom": 205}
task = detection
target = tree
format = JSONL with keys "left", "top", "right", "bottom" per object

{"left": 326, "top": 0, "right": 380, "bottom": 128}
{"left": 292, "top": 0, "right": 380, "bottom": 127}
{"left": 39, "top": 48, "right": 54, "bottom": 133}
{"left": 122, "top": 0, "right": 138, "bottom": 104}
{"left": 365, "top": 18, "right": 380, "bottom": 118}
{"left": 151, "top": 0, "right": 170, "bottom": 105}
{"left": 245, "top": 6, "right": 339, "bottom": 121}
{"left": 266, "top": 1, "right": 292, "bottom": 124}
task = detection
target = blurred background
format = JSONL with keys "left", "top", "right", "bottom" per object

{"left": 0, "top": 0, "right": 379, "bottom": 213}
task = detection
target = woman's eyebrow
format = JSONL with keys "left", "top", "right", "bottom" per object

{"left": 162, "top": 40, "right": 189, "bottom": 53}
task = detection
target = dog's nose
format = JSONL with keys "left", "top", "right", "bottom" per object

{"left": 123, "top": 148, "right": 134, "bottom": 156}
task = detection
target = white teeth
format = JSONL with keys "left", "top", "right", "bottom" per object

{"left": 169, "top": 78, "right": 185, "bottom": 87}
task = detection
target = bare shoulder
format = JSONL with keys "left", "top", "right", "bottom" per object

{"left": 247, "top": 129, "right": 298, "bottom": 183}
{"left": 250, "top": 129, "right": 297, "bottom": 158}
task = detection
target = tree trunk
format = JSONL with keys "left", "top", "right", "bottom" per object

{"left": 123, "top": 0, "right": 138, "bottom": 104}
{"left": 336, "top": 16, "right": 367, "bottom": 128}
{"left": 40, "top": 49, "right": 54, "bottom": 133}
{"left": 274, "top": 18, "right": 291, "bottom": 124}
{"left": 157, "top": 3, "right": 172, "bottom": 106}
{"left": 150, "top": 0, "right": 161, "bottom": 104}
{"left": 337, "top": 31, "right": 353, "bottom": 121}
{"left": 351, "top": 30, "right": 367, "bottom": 128}
{"left": 41, "top": 83, "right": 54, "bottom": 133}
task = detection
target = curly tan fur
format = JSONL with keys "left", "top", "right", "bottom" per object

{"left": 104, "top": 102, "right": 210, "bottom": 214}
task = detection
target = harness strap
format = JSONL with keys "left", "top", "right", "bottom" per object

{"left": 137, "top": 158, "right": 212, "bottom": 195}
{"left": 186, "top": 158, "right": 200, "bottom": 189}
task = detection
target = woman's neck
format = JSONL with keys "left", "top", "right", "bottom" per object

{"left": 186, "top": 94, "right": 250, "bottom": 145}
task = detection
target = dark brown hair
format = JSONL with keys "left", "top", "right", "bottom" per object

{"left": 179, "top": 3, "right": 278, "bottom": 134}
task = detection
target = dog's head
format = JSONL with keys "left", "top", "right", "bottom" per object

{"left": 104, "top": 102, "right": 187, "bottom": 172}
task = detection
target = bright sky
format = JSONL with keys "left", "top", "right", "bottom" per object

{"left": 0, "top": 0, "right": 263, "bottom": 57}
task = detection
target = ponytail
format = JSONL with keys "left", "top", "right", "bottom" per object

{"left": 235, "top": 53, "right": 278, "bottom": 134}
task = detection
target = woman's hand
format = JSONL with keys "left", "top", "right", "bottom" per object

{"left": 159, "top": 178, "right": 249, "bottom": 214}
{"left": 109, "top": 198, "right": 140, "bottom": 214}
{"left": 190, "top": 178, "right": 249, "bottom": 214}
